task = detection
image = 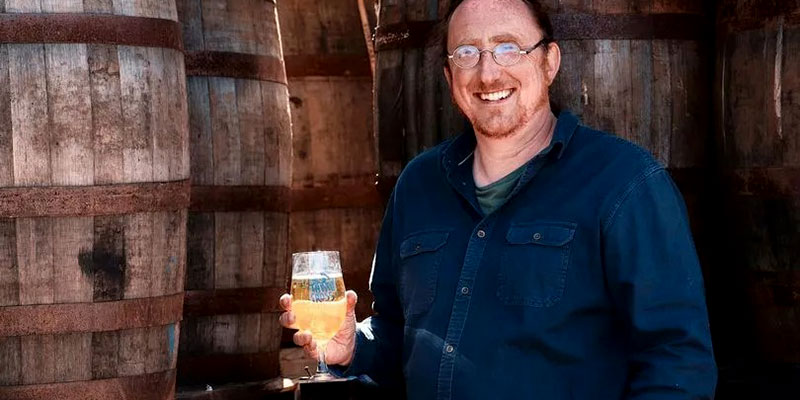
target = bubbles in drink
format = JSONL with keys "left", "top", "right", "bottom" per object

{"left": 291, "top": 273, "right": 347, "bottom": 344}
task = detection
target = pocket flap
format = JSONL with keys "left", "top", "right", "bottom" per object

{"left": 506, "top": 221, "right": 576, "bottom": 246}
{"left": 400, "top": 230, "right": 450, "bottom": 259}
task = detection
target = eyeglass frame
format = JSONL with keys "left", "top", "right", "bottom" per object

{"left": 446, "top": 38, "right": 551, "bottom": 69}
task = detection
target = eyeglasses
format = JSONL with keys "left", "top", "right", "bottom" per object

{"left": 447, "top": 39, "right": 550, "bottom": 69}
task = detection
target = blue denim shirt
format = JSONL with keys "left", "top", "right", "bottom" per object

{"left": 339, "top": 112, "right": 717, "bottom": 399}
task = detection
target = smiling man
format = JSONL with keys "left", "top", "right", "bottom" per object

{"left": 279, "top": 0, "right": 717, "bottom": 398}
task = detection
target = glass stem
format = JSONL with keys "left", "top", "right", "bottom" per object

{"left": 317, "top": 347, "right": 330, "bottom": 375}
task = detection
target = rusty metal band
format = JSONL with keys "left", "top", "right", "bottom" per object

{"left": 0, "top": 13, "right": 182, "bottom": 50}
{"left": 375, "top": 13, "right": 709, "bottom": 50}
{"left": 719, "top": 13, "right": 800, "bottom": 34}
{"left": 177, "top": 352, "right": 280, "bottom": 385}
{"left": 190, "top": 182, "right": 385, "bottom": 212}
{"left": 285, "top": 54, "right": 372, "bottom": 77}
{"left": 183, "top": 287, "right": 284, "bottom": 317}
{"left": 184, "top": 51, "right": 287, "bottom": 85}
{"left": 727, "top": 167, "right": 800, "bottom": 197}
{"left": 292, "top": 180, "right": 384, "bottom": 211}
{"left": 0, "top": 293, "right": 183, "bottom": 337}
{"left": 190, "top": 185, "right": 290, "bottom": 212}
{"left": 0, "top": 370, "right": 176, "bottom": 400}
{"left": 0, "top": 180, "right": 190, "bottom": 218}
{"left": 551, "top": 13, "right": 710, "bottom": 40}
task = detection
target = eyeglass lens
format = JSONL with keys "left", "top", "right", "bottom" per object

{"left": 452, "top": 42, "right": 522, "bottom": 68}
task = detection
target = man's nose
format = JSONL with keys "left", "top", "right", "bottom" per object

{"left": 477, "top": 51, "right": 502, "bottom": 83}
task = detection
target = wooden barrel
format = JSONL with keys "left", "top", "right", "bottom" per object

{"left": 176, "top": 0, "right": 291, "bottom": 387}
{"left": 278, "top": 0, "right": 382, "bottom": 323}
{"left": 0, "top": 1, "right": 189, "bottom": 399}
{"left": 714, "top": 1, "right": 800, "bottom": 396}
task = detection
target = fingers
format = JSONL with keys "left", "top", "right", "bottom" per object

{"left": 345, "top": 290, "right": 358, "bottom": 314}
{"left": 278, "top": 311, "right": 296, "bottom": 329}
{"left": 279, "top": 293, "right": 292, "bottom": 311}
{"left": 293, "top": 330, "right": 313, "bottom": 347}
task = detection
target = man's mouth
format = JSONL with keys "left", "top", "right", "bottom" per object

{"left": 476, "top": 89, "right": 514, "bottom": 102}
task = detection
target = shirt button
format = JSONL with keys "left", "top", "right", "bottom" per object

{"left": 533, "top": 232, "right": 542, "bottom": 241}
{"left": 461, "top": 287, "right": 469, "bottom": 295}
{"left": 445, "top": 345, "right": 455, "bottom": 353}
{"left": 477, "top": 230, "right": 486, "bottom": 238}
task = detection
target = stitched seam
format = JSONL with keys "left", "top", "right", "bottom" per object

{"left": 602, "top": 165, "right": 664, "bottom": 234}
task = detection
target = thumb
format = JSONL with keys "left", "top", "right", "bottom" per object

{"left": 345, "top": 290, "right": 358, "bottom": 316}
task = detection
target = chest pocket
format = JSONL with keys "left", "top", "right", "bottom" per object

{"left": 398, "top": 229, "right": 449, "bottom": 317}
{"left": 497, "top": 221, "right": 576, "bottom": 307}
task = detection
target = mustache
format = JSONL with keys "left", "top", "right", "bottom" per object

{"left": 469, "top": 82, "right": 515, "bottom": 93}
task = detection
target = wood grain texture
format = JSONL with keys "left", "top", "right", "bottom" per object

{"left": 178, "top": 0, "right": 291, "bottom": 386}
{"left": 0, "top": 2, "right": 188, "bottom": 393}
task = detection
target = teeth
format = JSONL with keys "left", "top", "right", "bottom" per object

{"left": 479, "top": 89, "right": 512, "bottom": 101}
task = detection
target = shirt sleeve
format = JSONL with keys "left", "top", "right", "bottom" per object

{"left": 602, "top": 168, "right": 717, "bottom": 399}
{"left": 331, "top": 191, "right": 406, "bottom": 389}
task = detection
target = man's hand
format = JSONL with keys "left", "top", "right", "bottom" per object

{"left": 278, "top": 290, "right": 358, "bottom": 366}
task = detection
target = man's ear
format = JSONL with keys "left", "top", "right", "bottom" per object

{"left": 544, "top": 42, "right": 562, "bottom": 86}
{"left": 443, "top": 65, "right": 453, "bottom": 89}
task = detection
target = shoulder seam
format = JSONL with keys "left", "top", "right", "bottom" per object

{"left": 601, "top": 164, "right": 665, "bottom": 234}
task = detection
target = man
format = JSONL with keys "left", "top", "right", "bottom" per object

{"left": 280, "top": 0, "right": 717, "bottom": 398}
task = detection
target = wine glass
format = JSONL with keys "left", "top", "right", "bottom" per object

{"left": 290, "top": 251, "right": 347, "bottom": 380}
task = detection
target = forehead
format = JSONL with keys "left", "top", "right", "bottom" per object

{"left": 447, "top": 0, "right": 542, "bottom": 47}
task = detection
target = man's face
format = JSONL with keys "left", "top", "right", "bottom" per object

{"left": 445, "top": 0, "right": 557, "bottom": 139}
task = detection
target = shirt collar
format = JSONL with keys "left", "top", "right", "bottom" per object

{"left": 442, "top": 110, "right": 580, "bottom": 172}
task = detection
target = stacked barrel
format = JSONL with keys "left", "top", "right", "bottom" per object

{"left": 714, "top": 1, "right": 800, "bottom": 397}
{"left": 176, "top": 0, "right": 292, "bottom": 388}
{"left": 0, "top": 1, "right": 189, "bottom": 399}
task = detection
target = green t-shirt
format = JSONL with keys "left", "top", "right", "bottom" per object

{"left": 475, "top": 163, "right": 527, "bottom": 215}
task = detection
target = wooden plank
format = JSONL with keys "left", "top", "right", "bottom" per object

{"left": 123, "top": 213, "right": 153, "bottom": 299}
{"left": 83, "top": 0, "right": 113, "bottom": 13}
{"left": 186, "top": 212, "right": 215, "bottom": 290}
{"left": 118, "top": 45, "right": 154, "bottom": 183}
{"left": 16, "top": 218, "right": 54, "bottom": 306}
{"left": 783, "top": 24, "right": 800, "bottom": 166}
{"left": 236, "top": 79, "right": 266, "bottom": 186}
{"left": 277, "top": 0, "right": 368, "bottom": 56}
{"left": 149, "top": 212, "right": 168, "bottom": 297}
{"left": 53, "top": 333, "right": 91, "bottom": 383}
{"left": 200, "top": 0, "right": 263, "bottom": 55}
{"left": 9, "top": 44, "right": 50, "bottom": 186}
{"left": 0, "top": 45, "right": 13, "bottom": 186}
{"left": 263, "top": 212, "right": 288, "bottom": 289}
{"left": 236, "top": 314, "right": 261, "bottom": 354}
{"left": 0, "top": 219, "right": 18, "bottom": 306}
{"left": 118, "top": 329, "right": 147, "bottom": 376}
{"left": 670, "top": 40, "right": 708, "bottom": 168}
{"left": 240, "top": 211, "right": 264, "bottom": 288}
{"left": 214, "top": 212, "right": 241, "bottom": 289}
{"left": 4, "top": 0, "right": 40, "bottom": 13}
{"left": 593, "top": 40, "right": 632, "bottom": 138}
{"left": 188, "top": 77, "right": 215, "bottom": 185}
{"left": 88, "top": 44, "right": 125, "bottom": 185}
{"left": 91, "top": 330, "right": 119, "bottom": 379}
{"left": 165, "top": 49, "right": 190, "bottom": 181}
{"left": 212, "top": 314, "right": 238, "bottom": 354}
{"left": 149, "top": 47, "right": 172, "bottom": 182}
{"left": 92, "top": 215, "right": 126, "bottom": 302}
{"left": 209, "top": 77, "right": 242, "bottom": 185}
{"left": 52, "top": 217, "right": 94, "bottom": 303}
{"left": 177, "top": 0, "right": 206, "bottom": 52}
{"left": 21, "top": 335, "right": 55, "bottom": 384}
{"left": 168, "top": 322, "right": 180, "bottom": 370}
{"left": 261, "top": 82, "right": 292, "bottom": 187}
{"left": 651, "top": 40, "right": 672, "bottom": 167}
{"left": 258, "top": 313, "right": 281, "bottom": 354}
{"left": 288, "top": 78, "right": 374, "bottom": 188}
{"left": 592, "top": 0, "right": 632, "bottom": 13}
{"left": 0, "top": 337, "right": 21, "bottom": 384}
{"left": 40, "top": 0, "right": 83, "bottom": 12}
{"left": 153, "top": 211, "right": 184, "bottom": 296}
{"left": 629, "top": 40, "right": 655, "bottom": 160}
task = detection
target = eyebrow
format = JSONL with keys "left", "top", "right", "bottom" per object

{"left": 489, "top": 34, "right": 522, "bottom": 44}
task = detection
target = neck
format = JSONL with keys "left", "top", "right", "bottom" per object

{"left": 472, "top": 109, "right": 557, "bottom": 187}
